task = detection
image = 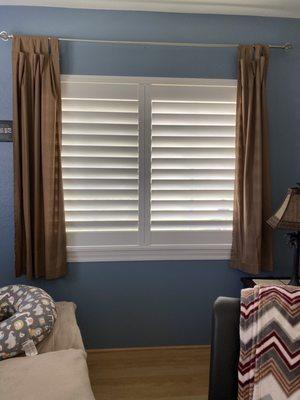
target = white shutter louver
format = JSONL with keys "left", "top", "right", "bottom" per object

{"left": 149, "top": 82, "right": 236, "bottom": 246}
{"left": 61, "top": 79, "right": 140, "bottom": 247}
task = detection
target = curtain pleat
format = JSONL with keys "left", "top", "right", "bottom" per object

{"left": 13, "top": 35, "right": 67, "bottom": 279}
{"left": 230, "top": 45, "right": 273, "bottom": 274}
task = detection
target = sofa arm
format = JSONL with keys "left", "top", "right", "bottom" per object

{"left": 37, "top": 302, "right": 85, "bottom": 354}
{"left": 208, "top": 297, "right": 240, "bottom": 400}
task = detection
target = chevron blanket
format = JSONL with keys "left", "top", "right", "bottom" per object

{"left": 238, "top": 285, "right": 300, "bottom": 400}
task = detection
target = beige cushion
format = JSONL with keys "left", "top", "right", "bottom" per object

{"left": 0, "top": 349, "right": 95, "bottom": 400}
{"left": 37, "top": 301, "right": 85, "bottom": 353}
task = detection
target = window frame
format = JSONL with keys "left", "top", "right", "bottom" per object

{"left": 61, "top": 75, "right": 236, "bottom": 262}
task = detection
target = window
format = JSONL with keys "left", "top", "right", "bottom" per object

{"left": 61, "top": 75, "right": 237, "bottom": 261}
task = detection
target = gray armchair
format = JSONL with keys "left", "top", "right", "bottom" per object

{"left": 208, "top": 297, "right": 240, "bottom": 400}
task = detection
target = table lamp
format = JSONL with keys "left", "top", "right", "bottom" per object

{"left": 267, "top": 186, "right": 300, "bottom": 286}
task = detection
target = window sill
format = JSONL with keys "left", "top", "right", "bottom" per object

{"left": 67, "top": 245, "right": 231, "bottom": 262}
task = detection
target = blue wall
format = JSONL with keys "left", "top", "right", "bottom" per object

{"left": 0, "top": 6, "right": 299, "bottom": 348}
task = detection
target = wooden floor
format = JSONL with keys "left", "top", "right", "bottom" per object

{"left": 87, "top": 346, "right": 210, "bottom": 400}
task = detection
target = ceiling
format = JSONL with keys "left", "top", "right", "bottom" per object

{"left": 0, "top": 0, "right": 300, "bottom": 18}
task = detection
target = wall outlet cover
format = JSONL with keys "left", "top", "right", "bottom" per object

{"left": 0, "top": 120, "right": 13, "bottom": 142}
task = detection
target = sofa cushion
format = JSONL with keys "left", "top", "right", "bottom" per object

{"left": 36, "top": 301, "right": 84, "bottom": 353}
{"left": 0, "top": 349, "right": 95, "bottom": 400}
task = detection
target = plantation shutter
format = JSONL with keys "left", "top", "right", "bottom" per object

{"left": 61, "top": 78, "right": 140, "bottom": 247}
{"left": 61, "top": 76, "right": 237, "bottom": 261}
{"left": 148, "top": 82, "right": 237, "bottom": 246}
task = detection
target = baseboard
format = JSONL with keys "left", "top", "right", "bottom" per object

{"left": 87, "top": 344, "right": 210, "bottom": 353}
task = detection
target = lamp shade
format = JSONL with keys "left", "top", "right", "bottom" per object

{"left": 267, "top": 187, "right": 300, "bottom": 230}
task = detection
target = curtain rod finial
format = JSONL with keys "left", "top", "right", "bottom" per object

{"left": 0, "top": 31, "right": 11, "bottom": 41}
{"left": 284, "top": 42, "right": 293, "bottom": 50}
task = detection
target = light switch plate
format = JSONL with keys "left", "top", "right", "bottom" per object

{"left": 0, "top": 120, "right": 13, "bottom": 142}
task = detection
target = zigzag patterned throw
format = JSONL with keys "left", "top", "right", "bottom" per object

{"left": 238, "top": 285, "right": 300, "bottom": 400}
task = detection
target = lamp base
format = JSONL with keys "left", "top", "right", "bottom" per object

{"left": 287, "top": 231, "right": 300, "bottom": 287}
{"left": 288, "top": 276, "right": 300, "bottom": 286}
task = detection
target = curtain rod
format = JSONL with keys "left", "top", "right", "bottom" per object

{"left": 0, "top": 31, "right": 293, "bottom": 50}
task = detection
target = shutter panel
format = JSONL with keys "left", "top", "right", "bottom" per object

{"left": 149, "top": 82, "right": 236, "bottom": 246}
{"left": 61, "top": 80, "right": 140, "bottom": 246}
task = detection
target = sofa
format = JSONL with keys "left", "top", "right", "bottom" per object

{"left": 0, "top": 301, "right": 95, "bottom": 400}
{"left": 208, "top": 297, "right": 240, "bottom": 400}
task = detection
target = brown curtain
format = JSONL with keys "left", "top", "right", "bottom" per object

{"left": 13, "top": 35, "right": 67, "bottom": 279}
{"left": 230, "top": 45, "right": 273, "bottom": 274}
